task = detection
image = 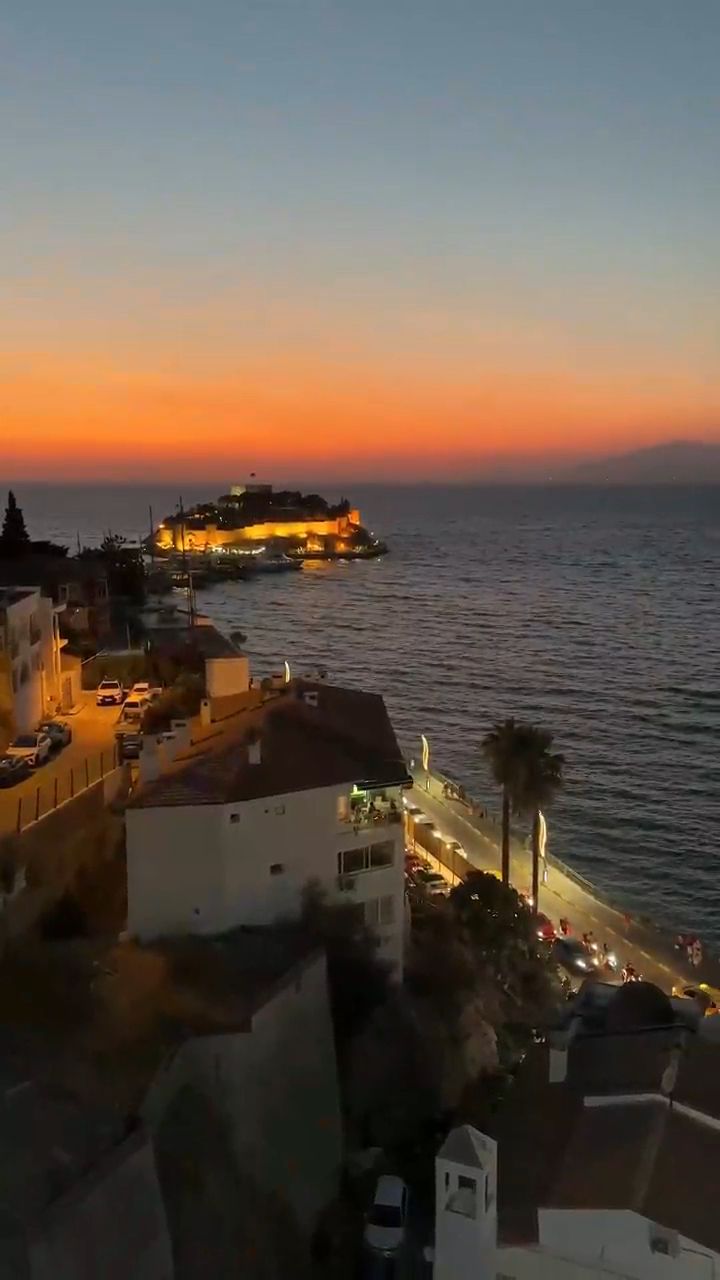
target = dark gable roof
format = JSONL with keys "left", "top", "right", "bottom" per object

{"left": 128, "top": 681, "right": 409, "bottom": 809}
{"left": 496, "top": 1030, "right": 720, "bottom": 1254}
{"left": 146, "top": 623, "right": 240, "bottom": 659}
{"left": 547, "top": 1103, "right": 720, "bottom": 1254}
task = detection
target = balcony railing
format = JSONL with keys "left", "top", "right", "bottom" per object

{"left": 339, "top": 805, "right": 402, "bottom": 833}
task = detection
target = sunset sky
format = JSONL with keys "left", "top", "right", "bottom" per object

{"left": 3, "top": 0, "right": 719, "bottom": 481}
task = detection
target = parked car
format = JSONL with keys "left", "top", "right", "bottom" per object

{"left": 118, "top": 696, "right": 147, "bottom": 725}
{"left": 96, "top": 679, "right": 125, "bottom": 706}
{"left": 115, "top": 729, "right": 143, "bottom": 760}
{"left": 363, "top": 1176, "right": 408, "bottom": 1258}
{"left": 38, "top": 720, "right": 72, "bottom": 749}
{"left": 0, "top": 755, "right": 31, "bottom": 787}
{"left": 6, "top": 732, "right": 53, "bottom": 767}
{"left": 672, "top": 982, "right": 720, "bottom": 1016}
{"left": 414, "top": 868, "right": 450, "bottom": 897}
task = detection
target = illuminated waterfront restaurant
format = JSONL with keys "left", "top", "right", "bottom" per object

{"left": 154, "top": 483, "right": 385, "bottom": 560}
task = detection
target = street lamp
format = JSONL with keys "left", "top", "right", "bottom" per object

{"left": 283, "top": 660, "right": 291, "bottom": 684}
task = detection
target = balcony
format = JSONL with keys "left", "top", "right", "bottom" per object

{"left": 338, "top": 799, "right": 403, "bottom": 834}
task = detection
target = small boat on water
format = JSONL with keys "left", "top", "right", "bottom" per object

{"left": 246, "top": 550, "right": 303, "bottom": 575}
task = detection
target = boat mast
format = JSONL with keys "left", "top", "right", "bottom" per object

{"left": 178, "top": 495, "right": 196, "bottom": 628}
{"left": 148, "top": 505, "right": 155, "bottom": 565}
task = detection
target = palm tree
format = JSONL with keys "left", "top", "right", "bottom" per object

{"left": 514, "top": 725, "right": 564, "bottom": 911}
{"left": 481, "top": 718, "right": 528, "bottom": 886}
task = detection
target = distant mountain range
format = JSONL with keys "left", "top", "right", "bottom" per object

{"left": 567, "top": 441, "right": 720, "bottom": 484}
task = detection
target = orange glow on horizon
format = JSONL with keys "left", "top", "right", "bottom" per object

{"left": 2, "top": 350, "right": 719, "bottom": 481}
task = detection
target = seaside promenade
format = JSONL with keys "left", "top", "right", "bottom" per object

{"left": 410, "top": 770, "right": 719, "bottom": 998}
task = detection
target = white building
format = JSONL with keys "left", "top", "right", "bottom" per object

{"left": 434, "top": 1010, "right": 720, "bottom": 1279}
{"left": 142, "top": 936, "right": 343, "bottom": 1237}
{"left": 126, "top": 680, "right": 410, "bottom": 970}
{"left": 0, "top": 587, "right": 67, "bottom": 737}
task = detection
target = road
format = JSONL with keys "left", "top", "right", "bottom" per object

{"left": 409, "top": 775, "right": 700, "bottom": 996}
{"left": 0, "top": 693, "right": 121, "bottom": 834}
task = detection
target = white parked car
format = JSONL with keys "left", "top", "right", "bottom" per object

{"left": 119, "top": 696, "right": 147, "bottom": 725}
{"left": 6, "top": 732, "right": 53, "bottom": 767}
{"left": 96, "top": 679, "right": 125, "bottom": 706}
{"left": 363, "top": 1176, "right": 408, "bottom": 1257}
{"left": 131, "top": 681, "right": 161, "bottom": 703}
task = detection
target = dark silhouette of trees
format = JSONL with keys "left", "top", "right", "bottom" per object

{"left": 481, "top": 718, "right": 528, "bottom": 886}
{"left": 0, "top": 491, "right": 30, "bottom": 558}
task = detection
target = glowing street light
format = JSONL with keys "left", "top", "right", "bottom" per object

{"left": 283, "top": 660, "right": 291, "bottom": 684}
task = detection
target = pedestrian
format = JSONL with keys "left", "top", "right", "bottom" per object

{"left": 559, "top": 917, "right": 569, "bottom": 936}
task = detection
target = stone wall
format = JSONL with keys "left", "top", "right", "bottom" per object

{"left": 0, "top": 767, "right": 129, "bottom": 938}
{"left": 143, "top": 952, "right": 343, "bottom": 1236}
{"left": 25, "top": 1128, "right": 173, "bottom": 1280}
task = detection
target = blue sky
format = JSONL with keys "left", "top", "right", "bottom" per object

{"left": 2, "top": 0, "right": 719, "bottom": 477}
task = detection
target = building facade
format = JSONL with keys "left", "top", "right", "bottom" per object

{"left": 126, "top": 681, "right": 410, "bottom": 971}
{"left": 0, "top": 587, "right": 67, "bottom": 739}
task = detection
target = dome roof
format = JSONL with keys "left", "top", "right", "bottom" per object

{"left": 605, "top": 981, "right": 674, "bottom": 1032}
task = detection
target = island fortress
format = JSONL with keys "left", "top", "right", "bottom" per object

{"left": 153, "top": 482, "right": 378, "bottom": 558}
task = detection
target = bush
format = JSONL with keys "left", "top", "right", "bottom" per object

{"left": 144, "top": 673, "right": 205, "bottom": 733}
{"left": 39, "top": 893, "right": 88, "bottom": 940}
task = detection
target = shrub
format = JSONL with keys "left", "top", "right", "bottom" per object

{"left": 40, "top": 893, "right": 88, "bottom": 940}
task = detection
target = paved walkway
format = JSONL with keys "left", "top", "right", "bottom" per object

{"left": 410, "top": 772, "right": 717, "bottom": 997}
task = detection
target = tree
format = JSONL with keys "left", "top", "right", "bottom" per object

{"left": 0, "top": 490, "right": 30, "bottom": 558}
{"left": 481, "top": 718, "right": 528, "bottom": 886}
{"left": 80, "top": 531, "right": 146, "bottom": 603}
{"left": 514, "top": 725, "right": 564, "bottom": 911}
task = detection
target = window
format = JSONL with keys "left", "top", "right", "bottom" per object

{"left": 229, "top": 813, "right": 240, "bottom": 824}
{"left": 269, "top": 863, "right": 284, "bottom": 876}
{"left": 364, "top": 899, "right": 380, "bottom": 926}
{"left": 364, "top": 896, "right": 395, "bottom": 928}
{"left": 338, "top": 847, "right": 367, "bottom": 876}
{"left": 274, "top": 805, "right": 285, "bottom": 816}
{"left": 337, "top": 841, "right": 396, "bottom": 876}
{"left": 370, "top": 840, "right": 394, "bottom": 868}
{"left": 379, "top": 895, "right": 395, "bottom": 925}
